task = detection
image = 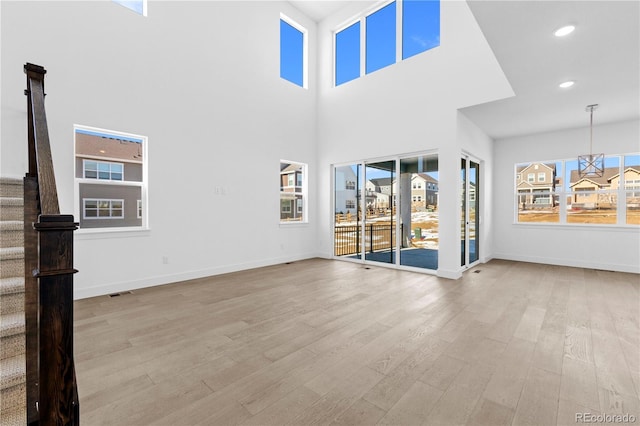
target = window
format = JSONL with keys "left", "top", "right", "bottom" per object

{"left": 280, "top": 15, "right": 307, "bottom": 88}
{"left": 334, "top": 0, "right": 440, "bottom": 86}
{"left": 624, "top": 154, "right": 640, "bottom": 225}
{"left": 113, "top": 0, "right": 146, "bottom": 16}
{"left": 345, "top": 199, "right": 356, "bottom": 209}
{"left": 75, "top": 126, "right": 147, "bottom": 230}
{"left": 335, "top": 21, "right": 360, "bottom": 86}
{"left": 345, "top": 180, "right": 356, "bottom": 190}
{"left": 280, "top": 160, "right": 307, "bottom": 223}
{"left": 366, "top": 2, "right": 396, "bottom": 74}
{"left": 516, "top": 155, "right": 640, "bottom": 226}
{"left": 83, "top": 160, "right": 124, "bottom": 181}
{"left": 83, "top": 199, "right": 124, "bottom": 219}
{"left": 527, "top": 173, "right": 535, "bottom": 183}
{"left": 402, "top": 0, "right": 440, "bottom": 59}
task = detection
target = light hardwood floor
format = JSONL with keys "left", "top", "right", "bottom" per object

{"left": 74, "top": 259, "right": 640, "bottom": 425}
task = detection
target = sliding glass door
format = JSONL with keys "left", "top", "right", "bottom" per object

{"left": 399, "top": 155, "right": 439, "bottom": 270}
{"left": 334, "top": 164, "right": 362, "bottom": 259}
{"left": 364, "top": 160, "right": 396, "bottom": 265}
{"left": 333, "top": 153, "right": 438, "bottom": 271}
{"left": 461, "top": 156, "right": 480, "bottom": 267}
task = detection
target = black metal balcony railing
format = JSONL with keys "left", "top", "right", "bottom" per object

{"left": 334, "top": 224, "right": 397, "bottom": 256}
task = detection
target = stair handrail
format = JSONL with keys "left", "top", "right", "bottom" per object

{"left": 24, "top": 63, "right": 80, "bottom": 426}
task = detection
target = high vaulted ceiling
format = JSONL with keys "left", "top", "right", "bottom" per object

{"left": 288, "top": 0, "right": 640, "bottom": 140}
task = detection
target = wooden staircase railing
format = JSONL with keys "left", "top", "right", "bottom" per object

{"left": 24, "top": 63, "right": 80, "bottom": 426}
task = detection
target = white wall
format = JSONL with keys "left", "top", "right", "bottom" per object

{"left": 493, "top": 119, "right": 640, "bottom": 273}
{"left": 1, "top": 1, "right": 320, "bottom": 298}
{"left": 316, "top": 0, "right": 512, "bottom": 278}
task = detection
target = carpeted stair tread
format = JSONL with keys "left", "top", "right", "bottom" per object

{"left": 0, "top": 221, "right": 23, "bottom": 249}
{"left": 0, "top": 402, "right": 26, "bottom": 425}
{"left": 0, "top": 354, "right": 25, "bottom": 391}
{"left": 0, "top": 277, "right": 24, "bottom": 295}
{"left": 0, "top": 178, "right": 23, "bottom": 199}
{"left": 0, "top": 198, "right": 23, "bottom": 207}
{"left": 0, "top": 313, "right": 25, "bottom": 338}
{"left": 0, "top": 382, "right": 25, "bottom": 411}
{"left": 0, "top": 247, "right": 24, "bottom": 261}
{"left": 0, "top": 221, "right": 22, "bottom": 231}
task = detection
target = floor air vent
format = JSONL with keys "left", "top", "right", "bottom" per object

{"left": 108, "top": 291, "right": 132, "bottom": 297}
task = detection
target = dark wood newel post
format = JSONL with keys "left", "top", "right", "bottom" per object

{"left": 23, "top": 62, "right": 80, "bottom": 425}
{"left": 35, "top": 215, "right": 79, "bottom": 425}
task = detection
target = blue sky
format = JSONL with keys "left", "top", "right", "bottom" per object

{"left": 280, "top": 19, "right": 304, "bottom": 87}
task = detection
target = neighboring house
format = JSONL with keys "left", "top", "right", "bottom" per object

{"left": 75, "top": 131, "right": 143, "bottom": 228}
{"left": 516, "top": 162, "right": 557, "bottom": 207}
{"left": 280, "top": 163, "right": 304, "bottom": 220}
{"left": 411, "top": 173, "right": 439, "bottom": 208}
{"left": 334, "top": 165, "right": 359, "bottom": 215}
{"left": 569, "top": 165, "right": 640, "bottom": 207}
{"left": 366, "top": 178, "right": 394, "bottom": 210}
{"left": 609, "top": 166, "right": 640, "bottom": 194}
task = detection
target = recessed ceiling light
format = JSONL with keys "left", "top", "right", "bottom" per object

{"left": 554, "top": 25, "right": 575, "bottom": 37}
{"left": 559, "top": 81, "right": 575, "bottom": 88}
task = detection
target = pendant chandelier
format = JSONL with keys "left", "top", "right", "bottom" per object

{"left": 578, "top": 104, "right": 604, "bottom": 178}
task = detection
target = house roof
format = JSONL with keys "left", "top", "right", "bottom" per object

{"left": 415, "top": 173, "right": 439, "bottom": 184}
{"left": 281, "top": 163, "right": 301, "bottom": 174}
{"left": 369, "top": 178, "right": 393, "bottom": 187}
{"left": 76, "top": 132, "right": 143, "bottom": 163}
{"left": 607, "top": 166, "right": 640, "bottom": 182}
{"left": 569, "top": 166, "right": 621, "bottom": 187}
{"left": 516, "top": 163, "right": 556, "bottom": 174}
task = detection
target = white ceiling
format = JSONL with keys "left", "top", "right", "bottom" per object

{"left": 289, "top": 0, "right": 354, "bottom": 22}
{"left": 462, "top": 0, "right": 639, "bottom": 140}
{"left": 288, "top": 0, "right": 640, "bottom": 140}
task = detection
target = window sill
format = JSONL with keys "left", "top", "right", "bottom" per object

{"left": 279, "top": 221, "right": 309, "bottom": 228}
{"left": 75, "top": 227, "right": 151, "bottom": 240}
{"left": 513, "top": 222, "right": 639, "bottom": 232}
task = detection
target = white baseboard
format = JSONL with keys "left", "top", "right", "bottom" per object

{"left": 74, "top": 252, "right": 323, "bottom": 300}
{"left": 492, "top": 253, "right": 640, "bottom": 274}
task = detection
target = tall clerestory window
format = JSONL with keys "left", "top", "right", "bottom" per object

{"left": 335, "top": 0, "right": 440, "bottom": 86}
{"left": 280, "top": 14, "right": 308, "bottom": 88}
{"left": 113, "top": 0, "right": 147, "bottom": 16}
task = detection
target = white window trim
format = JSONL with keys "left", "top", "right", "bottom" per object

{"left": 83, "top": 198, "right": 125, "bottom": 220}
{"left": 74, "top": 124, "right": 149, "bottom": 233}
{"left": 280, "top": 13, "right": 308, "bottom": 89}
